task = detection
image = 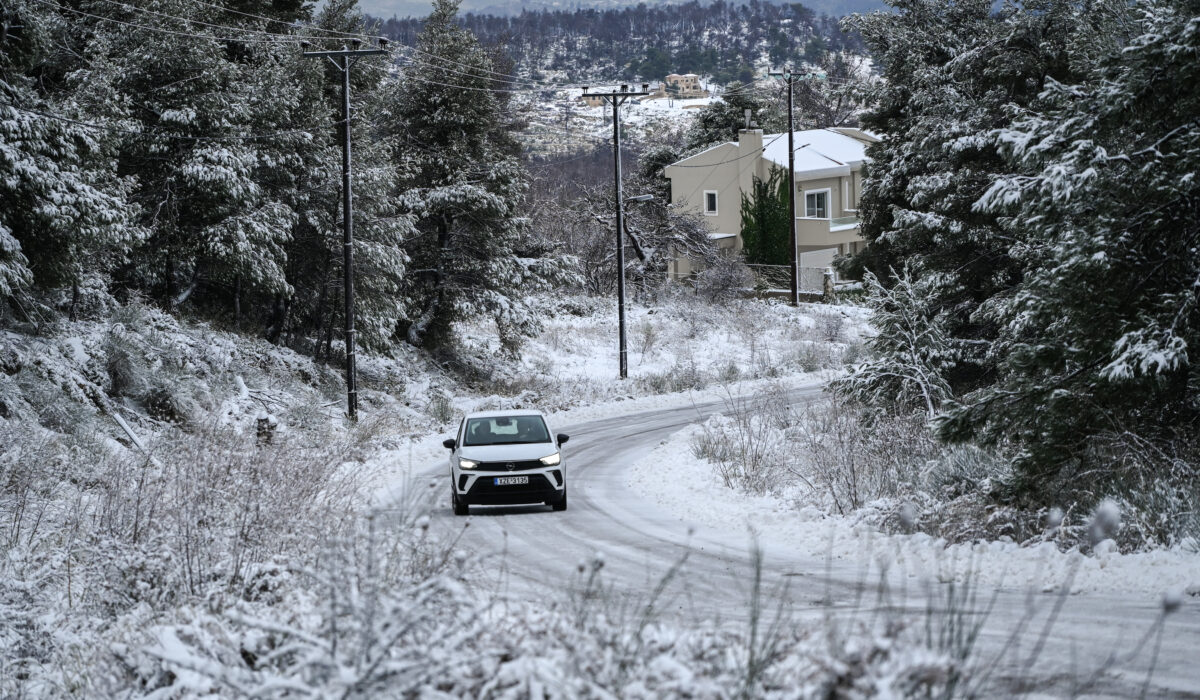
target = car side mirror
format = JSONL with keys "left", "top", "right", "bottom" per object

{"left": 442, "top": 438, "right": 456, "bottom": 450}
{"left": 557, "top": 433, "right": 569, "bottom": 446}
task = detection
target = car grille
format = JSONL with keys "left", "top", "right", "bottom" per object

{"left": 475, "top": 459, "right": 545, "bottom": 472}
{"left": 468, "top": 474, "right": 554, "bottom": 495}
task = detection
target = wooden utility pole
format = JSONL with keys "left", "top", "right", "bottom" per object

{"left": 582, "top": 83, "right": 651, "bottom": 379}
{"left": 302, "top": 39, "right": 388, "bottom": 421}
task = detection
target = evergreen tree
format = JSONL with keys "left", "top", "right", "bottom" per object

{"left": 939, "top": 0, "right": 1200, "bottom": 499}
{"left": 385, "top": 0, "right": 552, "bottom": 353}
{"left": 842, "top": 0, "right": 1106, "bottom": 403}
{"left": 68, "top": 0, "right": 304, "bottom": 311}
{"left": 0, "top": 0, "right": 133, "bottom": 310}
{"left": 738, "top": 168, "right": 791, "bottom": 266}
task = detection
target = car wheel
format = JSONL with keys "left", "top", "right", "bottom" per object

{"left": 551, "top": 490, "right": 567, "bottom": 512}
{"left": 452, "top": 488, "right": 469, "bottom": 516}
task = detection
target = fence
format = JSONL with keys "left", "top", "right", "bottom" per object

{"left": 745, "top": 264, "right": 829, "bottom": 293}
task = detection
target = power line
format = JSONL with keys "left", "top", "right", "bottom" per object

{"left": 30, "top": 0, "right": 803, "bottom": 101}
{"left": 1, "top": 101, "right": 342, "bottom": 141}
{"left": 665, "top": 133, "right": 786, "bottom": 168}
{"left": 27, "top": 0, "right": 300, "bottom": 43}
{"left": 73, "top": 0, "right": 366, "bottom": 44}
{"left": 182, "top": 0, "right": 375, "bottom": 40}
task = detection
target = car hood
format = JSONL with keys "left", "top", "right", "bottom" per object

{"left": 460, "top": 443, "right": 558, "bottom": 461}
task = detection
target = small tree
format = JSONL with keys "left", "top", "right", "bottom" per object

{"left": 739, "top": 169, "right": 791, "bottom": 266}
{"left": 384, "top": 0, "right": 561, "bottom": 353}
{"left": 832, "top": 267, "right": 957, "bottom": 418}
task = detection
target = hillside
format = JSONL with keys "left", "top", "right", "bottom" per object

{"left": 364, "top": 0, "right": 889, "bottom": 22}
{"left": 373, "top": 0, "right": 868, "bottom": 85}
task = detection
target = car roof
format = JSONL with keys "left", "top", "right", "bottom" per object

{"left": 464, "top": 409, "right": 548, "bottom": 420}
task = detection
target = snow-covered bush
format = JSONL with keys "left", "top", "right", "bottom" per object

{"left": 792, "top": 396, "right": 937, "bottom": 514}
{"left": 831, "top": 268, "right": 956, "bottom": 418}
{"left": 690, "top": 388, "right": 792, "bottom": 496}
{"left": 692, "top": 256, "right": 754, "bottom": 303}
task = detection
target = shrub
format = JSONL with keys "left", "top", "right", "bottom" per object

{"left": 693, "top": 257, "right": 753, "bottom": 304}
{"left": 791, "top": 395, "right": 938, "bottom": 514}
{"left": 691, "top": 390, "right": 791, "bottom": 496}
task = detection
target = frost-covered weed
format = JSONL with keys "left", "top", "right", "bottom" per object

{"left": 0, "top": 419, "right": 370, "bottom": 695}
{"left": 636, "top": 318, "right": 659, "bottom": 356}
{"left": 791, "top": 396, "right": 936, "bottom": 514}
{"left": 690, "top": 389, "right": 791, "bottom": 496}
{"left": 428, "top": 390, "right": 455, "bottom": 425}
{"left": 841, "top": 341, "right": 864, "bottom": 366}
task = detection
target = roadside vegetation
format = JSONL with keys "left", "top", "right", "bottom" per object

{"left": 831, "top": 0, "right": 1200, "bottom": 550}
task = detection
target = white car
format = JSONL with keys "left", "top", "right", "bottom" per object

{"left": 442, "top": 410, "right": 569, "bottom": 515}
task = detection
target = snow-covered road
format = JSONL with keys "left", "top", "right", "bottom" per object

{"left": 413, "top": 390, "right": 1200, "bottom": 696}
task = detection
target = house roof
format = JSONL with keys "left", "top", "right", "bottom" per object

{"left": 761, "top": 128, "right": 874, "bottom": 179}
{"left": 664, "top": 127, "right": 876, "bottom": 179}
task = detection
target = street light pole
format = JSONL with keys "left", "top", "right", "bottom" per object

{"left": 303, "top": 40, "right": 387, "bottom": 421}
{"left": 583, "top": 83, "right": 651, "bottom": 380}
{"left": 769, "top": 67, "right": 800, "bottom": 306}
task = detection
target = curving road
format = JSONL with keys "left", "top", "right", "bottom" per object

{"left": 421, "top": 390, "right": 1200, "bottom": 697}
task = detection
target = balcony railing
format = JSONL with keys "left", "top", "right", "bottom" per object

{"left": 830, "top": 215, "right": 860, "bottom": 228}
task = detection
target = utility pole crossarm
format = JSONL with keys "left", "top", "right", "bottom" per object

{"left": 301, "top": 49, "right": 387, "bottom": 58}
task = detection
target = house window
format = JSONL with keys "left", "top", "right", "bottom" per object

{"left": 703, "top": 190, "right": 718, "bottom": 215}
{"left": 804, "top": 189, "right": 830, "bottom": 219}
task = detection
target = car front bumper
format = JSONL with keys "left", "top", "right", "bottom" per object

{"left": 454, "top": 468, "right": 565, "bottom": 505}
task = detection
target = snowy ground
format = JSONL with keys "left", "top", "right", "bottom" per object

{"left": 626, "top": 423, "right": 1200, "bottom": 597}
{"left": 7, "top": 291, "right": 1198, "bottom": 696}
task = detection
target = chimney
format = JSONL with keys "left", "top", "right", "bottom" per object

{"left": 737, "top": 128, "right": 763, "bottom": 202}
{"left": 738, "top": 127, "right": 763, "bottom": 152}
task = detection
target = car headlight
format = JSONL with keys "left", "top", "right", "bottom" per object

{"left": 458, "top": 458, "right": 479, "bottom": 470}
{"left": 539, "top": 453, "right": 561, "bottom": 466}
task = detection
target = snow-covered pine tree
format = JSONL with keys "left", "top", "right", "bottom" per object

{"left": 0, "top": 0, "right": 133, "bottom": 314}
{"left": 842, "top": 0, "right": 1108, "bottom": 407}
{"left": 71, "top": 0, "right": 301, "bottom": 310}
{"left": 939, "top": 0, "right": 1199, "bottom": 500}
{"left": 282, "top": 0, "right": 412, "bottom": 355}
{"left": 384, "top": 0, "right": 552, "bottom": 353}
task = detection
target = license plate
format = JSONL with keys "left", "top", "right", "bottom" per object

{"left": 494, "top": 476, "right": 529, "bottom": 486}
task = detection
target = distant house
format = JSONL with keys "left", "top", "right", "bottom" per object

{"left": 663, "top": 127, "right": 877, "bottom": 280}
{"left": 581, "top": 74, "right": 708, "bottom": 107}
{"left": 662, "top": 73, "right": 708, "bottom": 98}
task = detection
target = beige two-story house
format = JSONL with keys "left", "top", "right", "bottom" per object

{"left": 663, "top": 73, "right": 708, "bottom": 98}
{"left": 664, "top": 127, "right": 876, "bottom": 280}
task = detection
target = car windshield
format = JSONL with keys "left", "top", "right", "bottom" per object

{"left": 463, "top": 415, "right": 551, "bottom": 446}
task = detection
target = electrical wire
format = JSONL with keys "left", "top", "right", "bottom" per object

{"left": 669, "top": 132, "right": 786, "bottom": 214}
{"left": 666, "top": 132, "right": 786, "bottom": 169}
{"left": 2, "top": 100, "right": 343, "bottom": 141}
{"left": 30, "top": 0, "right": 848, "bottom": 99}
{"left": 73, "top": 0, "right": 369, "bottom": 44}
{"left": 182, "top": 0, "right": 375, "bottom": 40}
{"left": 27, "top": 0, "right": 301, "bottom": 43}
